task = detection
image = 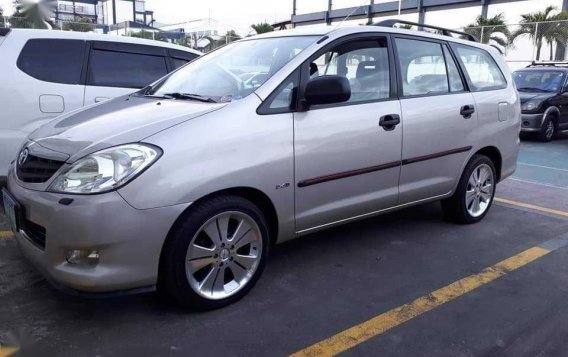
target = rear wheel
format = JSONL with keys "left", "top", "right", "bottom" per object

{"left": 537, "top": 116, "right": 555, "bottom": 142}
{"left": 159, "top": 195, "right": 270, "bottom": 310}
{"left": 442, "top": 155, "right": 496, "bottom": 224}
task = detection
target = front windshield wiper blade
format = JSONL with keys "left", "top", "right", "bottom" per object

{"left": 162, "top": 92, "right": 219, "bottom": 103}
{"left": 517, "top": 87, "right": 549, "bottom": 92}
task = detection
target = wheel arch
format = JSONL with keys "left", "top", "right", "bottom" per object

{"left": 544, "top": 106, "right": 560, "bottom": 127}
{"left": 474, "top": 146, "right": 503, "bottom": 182}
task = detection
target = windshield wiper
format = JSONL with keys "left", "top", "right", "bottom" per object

{"left": 162, "top": 93, "right": 218, "bottom": 103}
{"left": 517, "top": 87, "right": 548, "bottom": 92}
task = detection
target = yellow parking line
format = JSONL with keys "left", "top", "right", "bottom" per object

{"left": 0, "top": 231, "right": 13, "bottom": 238}
{"left": 495, "top": 197, "right": 568, "bottom": 218}
{"left": 291, "top": 243, "right": 557, "bottom": 357}
{"left": 0, "top": 347, "right": 19, "bottom": 357}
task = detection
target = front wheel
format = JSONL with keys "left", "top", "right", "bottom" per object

{"left": 537, "top": 117, "right": 555, "bottom": 142}
{"left": 442, "top": 155, "right": 496, "bottom": 224}
{"left": 159, "top": 195, "right": 270, "bottom": 310}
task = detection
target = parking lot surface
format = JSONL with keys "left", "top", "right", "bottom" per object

{"left": 2, "top": 138, "right": 568, "bottom": 357}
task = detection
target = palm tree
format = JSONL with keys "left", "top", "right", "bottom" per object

{"left": 464, "top": 14, "right": 510, "bottom": 52}
{"left": 543, "top": 11, "right": 568, "bottom": 60}
{"left": 511, "top": 6, "right": 557, "bottom": 61}
{"left": 251, "top": 22, "right": 274, "bottom": 34}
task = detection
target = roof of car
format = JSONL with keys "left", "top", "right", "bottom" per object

{"left": 515, "top": 66, "right": 568, "bottom": 72}
{"left": 8, "top": 28, "right": 201, "bottom": 54}
{"left": 247, "top": 24, "right": 497, "bottom": 53}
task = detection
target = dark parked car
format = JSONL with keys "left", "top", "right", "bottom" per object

{"left": 513, "top": 62, "right": 568, "bottom": 141}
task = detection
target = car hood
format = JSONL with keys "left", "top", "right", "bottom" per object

{"left": 30, "top": 95, "right": 226, "bottom": 162}
{"left": 518, "top": 91, "right": 555, "bottom": 104}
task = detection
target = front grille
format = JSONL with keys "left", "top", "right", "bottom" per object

{"left": 22, "top": 219, "right": 46, "bottom": 250}
{"left": 17, "top": 155, "right": 65, "bottom": 183}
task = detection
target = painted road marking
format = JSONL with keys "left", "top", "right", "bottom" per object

{"left": 495, "top": 197, "right": 568, "bottom": 219}
{"left": 290, "top": 234, "right": 568, "bottom": 357}
{"left": 0, "top": 231, "right": 13, "bottom": 238}
{"left": 518, "top": 162, "right": 568, "bottom": 173}
{"left": 509, "top": 177, "right": 568, "bottom": 191}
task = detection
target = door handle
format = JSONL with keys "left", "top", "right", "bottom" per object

{"left": 95, "top": 97, "right": 110, "bottom": 103}
{"left": 460, "top": 105, "right": 475, "bottom": 119}
{"left": 379, "top": 114, "right": 401, "bottom": 131}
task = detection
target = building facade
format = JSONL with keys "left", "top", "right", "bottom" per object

{"left": 54, "top": 0, "right": 154, "bottom": 26}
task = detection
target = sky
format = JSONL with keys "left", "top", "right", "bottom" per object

{"left": 0, "top": 0, "right": 563, "bottom": 35}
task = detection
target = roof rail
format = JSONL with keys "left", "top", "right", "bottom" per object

{"left": 0, "top": 28, "right": 11, "bottom": 36}
{"left": 526, "top": 60, "right": 568, "bottom": 67}
{"left": 373, "top": 19, "right": 478, "bottom": 42}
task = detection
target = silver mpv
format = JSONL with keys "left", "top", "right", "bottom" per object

{"left": 3, "top": 21, "right": 520, "bottom": 309}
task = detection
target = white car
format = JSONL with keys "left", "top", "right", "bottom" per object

{"left": 0, "top": 28, "right": 201, "bottom": 184}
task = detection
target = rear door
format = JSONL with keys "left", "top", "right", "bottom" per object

{"left": 393, "top": 36, "right": 478, "bottom": 204}
{"left": 83, "top": 41, "right": 170, "bottom": 104}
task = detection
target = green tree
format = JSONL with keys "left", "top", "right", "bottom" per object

{"left": 0, "top": 6, "right": 5, "bottom": 28}
{"left": 464, "top": 13, "right": 510, "bottom": 51}
{"left": 224, "top": 29, "right": 241, "bottom": 43}
{"left": 511, "top": 6, "right": 557, "bottom": 60}
{"left": 542, "top": 11, "right": 568, "bottom": 60}
{"left": 251, "top": 22, "right": 274, "bottom": 34}
{"left": 11, "top": 0, "right": 57, "bottom": 29}
{"left": 62, "top": 17, "right": 94, "bottom": 32}
{"left": 128, "top": 29, "right": 167, "bottom": 42}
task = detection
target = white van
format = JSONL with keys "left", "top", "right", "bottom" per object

{"left": 0, "top": 28, "right": 201, "bottom": 183}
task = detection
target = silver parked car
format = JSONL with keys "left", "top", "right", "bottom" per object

{"left": 3, "top": 21, "right": 520, "bottom": 309}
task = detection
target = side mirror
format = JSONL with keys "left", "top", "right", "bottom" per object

{"left": 304, "top": 75, "right": 351, "bottom": 106}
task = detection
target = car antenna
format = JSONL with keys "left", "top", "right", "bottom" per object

{"left": 334, "top": 5, "right": 365, "bottom": 29}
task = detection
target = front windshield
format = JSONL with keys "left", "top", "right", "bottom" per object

{"left": 513, "top": 71, "right": 566, "bottom": 92}
{"left": 148, "top": 36, "right": 318, "bottom": 102}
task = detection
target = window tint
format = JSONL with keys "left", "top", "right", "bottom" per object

{"left": 17, "top": 39, "right": 85, "bottom": 84}
{"left": 395, "top": 38, "right": 450, "bottom": 96}
{"left": 454, "top": 44, "right": 506, "bottom": 91}
{"left": 309, "top": 38, "right": 390, "bottom": 104}
{"left": 172, "top": 58, "right": 189, "bottom": 69}
{"left": 443, "top": 45, "right": 465, "bottom": 92}
{"left": 88, "top": 49, "right": 168, "bottom": 88}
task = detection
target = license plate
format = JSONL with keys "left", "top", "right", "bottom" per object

{"left": 2, "top": 189, "right": 20, "bottom": 233}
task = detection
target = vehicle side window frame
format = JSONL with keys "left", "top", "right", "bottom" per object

{"left": 449, "top": 42, "right": 508, "bottom": 92}
{"left": 391, "top": 34, "right": 469, "bottom": 99}
{"left": 297, "top": 32, "right": 398, "bottom": 111}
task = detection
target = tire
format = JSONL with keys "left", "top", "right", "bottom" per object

{"left": 537, "top": 116, "right": 556, "bottom": 142}
{"left": 159, "top": 195, "right": 270, "bottom": 310}
{"left": 442, "top": 155, "right": 496, "bottom": 224}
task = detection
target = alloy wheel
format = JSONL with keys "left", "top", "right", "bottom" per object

{"left": 185, "top": 211, "right": 263, "bottom": 300}
{"left": 465, "top": 164, "right": 494, "bottom": 218}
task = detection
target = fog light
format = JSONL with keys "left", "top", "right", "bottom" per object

{"left": 66, "top": 249, "right": 100, "bottom": 266}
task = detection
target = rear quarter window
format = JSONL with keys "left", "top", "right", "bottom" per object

{"left": 453, "top": 44, "right": 506, "bottom": 91}
{"left": 17, "top": 39, "right": 86, "bottom": 84}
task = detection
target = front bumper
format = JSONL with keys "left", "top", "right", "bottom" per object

{"left": 520, "top": 113, "right": 544, "bottom": 132}
{"left": 6, "top": 168, "right": 190, "bottom": 293}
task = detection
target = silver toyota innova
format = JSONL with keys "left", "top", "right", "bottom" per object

{"left": 3, "top": 20, "right": 520, "bottom": 309}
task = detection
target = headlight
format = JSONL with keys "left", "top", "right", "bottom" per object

{"left": 48, "top": 144, "right": 161, "bottom": 194}
{"left": 522, "top": 101, "right": 541, "bottom": 111}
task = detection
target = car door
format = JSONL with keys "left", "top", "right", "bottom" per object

{"left": 83, "top": 41, "right": 170, "bottom": 104}
{"left": 393, "top": 36, "right": 478, "bottom": 204}
{"left": 294, "top": 34, "right": 402, "bottom": 232}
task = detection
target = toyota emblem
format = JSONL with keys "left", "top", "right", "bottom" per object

{"left": 18, "top": 148, "right": 29, "bottom": 166}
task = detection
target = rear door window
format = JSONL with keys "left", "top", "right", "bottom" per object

{"left": 88, "top": 48, "right": 168, "bottom": 89}
{"left": 17, "top": 39, "right": 85, "bottom": 84}
{"left": 395, "top": 38, "right": 451, "bottom": 96}
{"left": 454, "top": 44, "right": 506, "bottom": 91}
